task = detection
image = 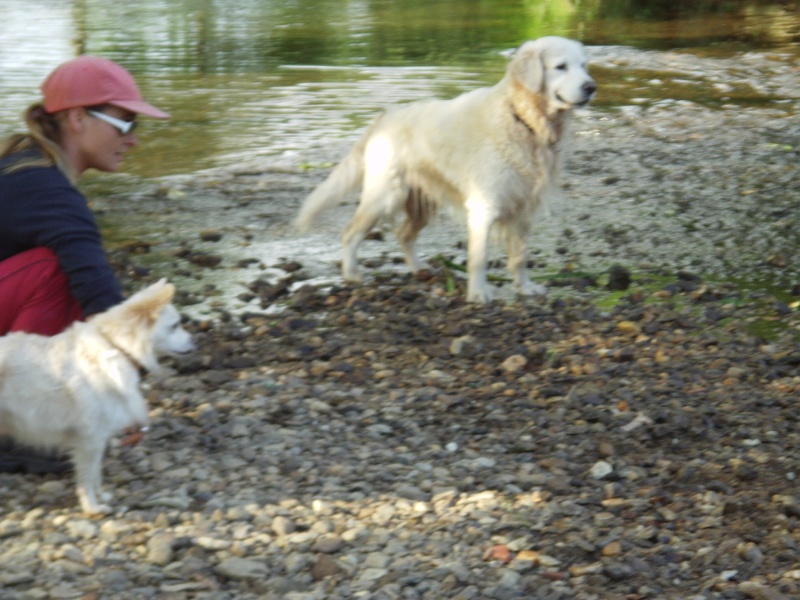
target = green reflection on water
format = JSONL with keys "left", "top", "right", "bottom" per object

{"left": 589, "top": 65, "right": 790, "bottom": 110}
{"left": 67, "top": 0, "right": 798, "bottom": 178}
{"left": 74, "top": 0, "right": 799, "bottom": 70}
{"left": 76, "top": 0, "right": 585, "bottom": 69}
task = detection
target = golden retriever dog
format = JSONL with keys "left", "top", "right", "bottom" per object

{"left": 296, "top": 36, "right": 596, "bottom": 303}
{"left": 0, "top": 279, "right": 194, "bottom": 515}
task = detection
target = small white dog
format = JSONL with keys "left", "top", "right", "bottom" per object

{"left": 0, "top": 279, "right": 194, "bottom": 515}
{"left": 296, "top": 36, "right": 596, "bottom": 303}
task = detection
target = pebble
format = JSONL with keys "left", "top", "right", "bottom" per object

{"left": 312, "top": 554, "right": 344, "bottom": 581}
{"left": 64, "top": 520, "right": 98, "bottom": 539}
{"left": 312, "top": 534, "right": 344, "bottom": 553}
{"left": 215, "top": 557, "right": 269, "bottom": 580}
{"left": 589, "top": 460, "right": 614, "bottom": 480}
{"left": 738, "top": 582, "right": 792, "bottom": 600}
{"left": 271, "top": 515, "right": 295, "bottom": 536}
{"left": 146, "top": 532, "right": 174, "bottom": 566}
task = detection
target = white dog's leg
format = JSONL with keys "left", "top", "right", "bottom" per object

{"left": 72, "top": 443, "right": 112, "bottom": 515}
{"left": 466, "top": 203, "right": 495, "bottom": 303}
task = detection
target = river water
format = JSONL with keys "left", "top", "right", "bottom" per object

{"left": 1, "top": 0, "right": 798, "bottom": 180}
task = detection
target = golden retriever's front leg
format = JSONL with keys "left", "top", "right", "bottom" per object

{"left": 466, "top": 206, "right": 494, "bottom": 303}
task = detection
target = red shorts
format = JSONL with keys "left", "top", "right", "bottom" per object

{"left": 0, "top": 248, "right": 83, "bottom": 336}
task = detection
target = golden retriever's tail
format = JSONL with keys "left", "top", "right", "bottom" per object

{"left": 295, "top": 126, "right": 373, "bottom": 233}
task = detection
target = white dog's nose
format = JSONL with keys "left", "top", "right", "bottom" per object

{"left": 583, "top": 80, "right": 597, "bottom": 97}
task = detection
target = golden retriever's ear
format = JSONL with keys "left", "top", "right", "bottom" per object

{"left": 509, "top": 41, "right": 543, "bottom": 95}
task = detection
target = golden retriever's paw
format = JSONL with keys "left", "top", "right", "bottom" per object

{"left": 407, "top": 258, "right": 430, "bottom": 273}
{"left": 519, "top": 281, "right": 548, "bottom": 297}
{"left": 466, "top": 286, "right": 493, "bottom": 304}
{"left": 339, "top": 255, "right": 360, "bottom": 281}
{"left": 342, "top": 272, "right": 364, "bottom": 283}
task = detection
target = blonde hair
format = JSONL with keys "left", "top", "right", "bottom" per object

{"left": 0, "top": 103, "right": 76, "bottom": 183}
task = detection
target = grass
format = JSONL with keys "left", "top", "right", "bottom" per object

{"left": 431, "top": 255, "right": 799, "bottom": 341}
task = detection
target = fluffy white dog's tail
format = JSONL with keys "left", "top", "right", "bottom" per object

{"left": 295, "top": 127, "right": 373, "bottom": 233}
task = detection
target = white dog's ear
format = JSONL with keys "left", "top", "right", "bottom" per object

{"left": 147, "top": 280, "right": 176, "bottom": 311}
{"left": 508, "top": 40, "right": 543, "bottom": 95}
{"left": 133, "top": 279, "right": 176, "bottom": 324}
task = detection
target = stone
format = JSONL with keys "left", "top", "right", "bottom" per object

{"left": 589, "top": 460, "right": 614, "bottom": 480}
{"left": 312, "top": 534, "right": 344, "bottom": 554}
{"left": 146, "top": 532, "right": 175, "bottom": 566}
{"left": 215, "top": 557, "right": 269, "bottom": 580}
{"left": 312, "top": 554, "right": 344, "bottom": 581}
{"left": 271, "top": 515, "right": 295, "bottom": 536}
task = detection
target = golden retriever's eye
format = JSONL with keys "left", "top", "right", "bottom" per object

{"left": 556, "top": 63, "right": 567, "bottom": 71}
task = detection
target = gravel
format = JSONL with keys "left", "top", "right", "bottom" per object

{"left": 2, "top": 267, "right": 798, "bottom": 599}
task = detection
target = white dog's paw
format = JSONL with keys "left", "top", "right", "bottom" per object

{"left": 99, "top": 490, "right": 113, "bottom": 503}
{"left": 82, "top": 502, "right": 113, "bottom": 516}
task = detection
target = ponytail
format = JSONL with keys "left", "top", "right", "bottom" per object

{"left": 0, "top": 103, "right": 76, "bottom": 183}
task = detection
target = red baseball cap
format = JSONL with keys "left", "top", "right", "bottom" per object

{"left": 41, "top": 56, "right": 169, "bottom": 118}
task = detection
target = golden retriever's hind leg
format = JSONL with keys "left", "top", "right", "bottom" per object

{"left": 341, "top": 195, "right": 387, "bottom": 282}
{"left": 505, "top": 225, "right": 546, "bottom": 297}
{"left": 398, "top": 188, "right": 434, "bottom": 273}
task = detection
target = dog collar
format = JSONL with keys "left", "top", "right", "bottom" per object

{"left": 510, "top": 103, "right": 563, "bottom": 152}
{"left": 125, "top": 353, "right": 150, "bottom": 378}
{"left": 103, "top": 339, "right": 149, "bottom": 378}
{"left": 121, "top": 351, "right": 149, "bottom": 378}
{"left": 511, "top": 104, "right": 535, "bottom": 136}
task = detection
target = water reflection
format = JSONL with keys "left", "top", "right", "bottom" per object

{"left": 71, "top": 0, "right": 800, "bottom": 68}
{"left": 0, "top": 0, "right": 797, "bottom": 180}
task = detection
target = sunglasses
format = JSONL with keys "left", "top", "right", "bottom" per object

{"left": 87, "top": 110, "right": 138, "bottom": 135}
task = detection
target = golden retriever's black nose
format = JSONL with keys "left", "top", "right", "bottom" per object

{"left": 583, "top": 81, "right": 597, "bottom": 97}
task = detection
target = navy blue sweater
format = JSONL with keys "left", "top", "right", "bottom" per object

{"left": 0, "top": 152, "right": 124, "bottom": 317}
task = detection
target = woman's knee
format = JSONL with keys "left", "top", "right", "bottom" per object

{"left": 0, "top": 247, "right": 83, "bottom": 335}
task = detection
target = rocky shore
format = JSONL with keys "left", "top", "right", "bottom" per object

{"left": 1, "top": 53, "right": 800, "bottom": 599}
{"left": 2, "top": 266, "right": 799, "bottom": 600}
